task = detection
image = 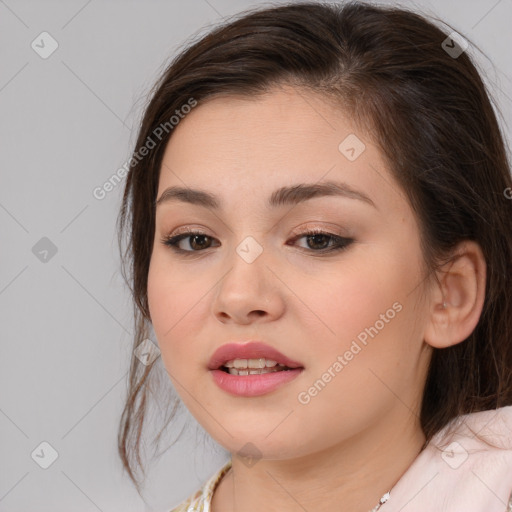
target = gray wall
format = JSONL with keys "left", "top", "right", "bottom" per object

{"left": 1, "top": 0, "right": 510, "bottom": 511}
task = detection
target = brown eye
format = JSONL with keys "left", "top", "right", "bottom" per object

{"left": 187, "top": 234, "right": 213, "bottom": 251}
{"left": 304, "top": 233, "right": 331, "bottom": 250}
{"left": 290, "top": 230, "right": 354, "bottom": 253}
{"left": 161, "top": 231, "right": 218, "bottom": 252}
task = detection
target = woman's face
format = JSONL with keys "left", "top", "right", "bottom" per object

{"left": 147, "top": 85, "right": 433, "bottom": 459}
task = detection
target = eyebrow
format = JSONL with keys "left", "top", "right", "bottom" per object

{"left": 155, "top": 180, "right": 377, "bottom": 210}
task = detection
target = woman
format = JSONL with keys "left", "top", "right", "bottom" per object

{"left": 117, "top": 2, "right": 512, "bottom": 511}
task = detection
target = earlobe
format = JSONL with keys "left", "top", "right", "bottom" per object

{"left": 423, "top": 241, "right": 486, "bottom": 349}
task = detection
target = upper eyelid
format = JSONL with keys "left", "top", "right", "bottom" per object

{"left": 165, "top": 220, "right": 351, "bottom": 236}
{"left": 166, "top": 226, "right": 346, "bottom": 239}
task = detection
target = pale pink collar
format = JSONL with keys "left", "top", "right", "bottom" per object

{"left": 387, "top": 405, "right": 512, "bottom": 512}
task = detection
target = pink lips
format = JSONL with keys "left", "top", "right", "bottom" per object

{"left": 207, "top": 341, "right": 304, "bottom": 397}
{"left": 207, "top": 341, "right": 304, "bottom": 370}
{"left": 210, "top": 367, "right": 304, "bottom": 397}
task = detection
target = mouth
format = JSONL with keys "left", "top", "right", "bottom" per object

{"left": 208, "top": 341, "right": 304, "bottom": 373}
{"left": 210, "top": 357, "right": 304, "bottom": 397}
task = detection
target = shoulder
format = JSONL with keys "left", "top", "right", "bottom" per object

{"left": 168, "top": 459, "right": 232, "bottom": 512}
{"left": 389, "top": 405, "right": 512, "bottom": 512}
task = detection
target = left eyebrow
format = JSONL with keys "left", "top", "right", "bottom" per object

{"left": 155, "top": 180, "right": 377, "bottom": 210}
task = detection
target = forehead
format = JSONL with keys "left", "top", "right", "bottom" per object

{"left": 164, "top": 86, "right": 357, "bottom": 161}
{"left": 157, "top": 86, "right": 402, "bottom": 215}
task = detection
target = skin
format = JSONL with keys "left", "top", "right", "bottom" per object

{"left": 147, "top": 85, "right": 486, "bottom": 512}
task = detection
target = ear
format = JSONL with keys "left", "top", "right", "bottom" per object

{"left": 424, "top": 241, "right": 486, "bottom": 349}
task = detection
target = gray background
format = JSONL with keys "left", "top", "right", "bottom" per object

{"left": 0, "top": 0, "right": 510, "bottom": 511}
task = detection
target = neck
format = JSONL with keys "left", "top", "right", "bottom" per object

{"left": 211, "top": 410, "right": 427, "bottom": 512}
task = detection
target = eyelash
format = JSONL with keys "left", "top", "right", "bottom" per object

{"left": 160, "top": 228, "right": 354, "bottom": 256}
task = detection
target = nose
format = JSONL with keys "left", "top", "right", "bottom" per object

{"left": 211, "top": 241, "right": 286, "bottom": 325}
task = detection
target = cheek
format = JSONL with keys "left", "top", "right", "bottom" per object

{"left": 303, "top": 257, "right": 404, "bottom": 351}
{"left": 291, "top": 265, "right": 421, "bottom": 435}
{"left": 300, "top": 241, "right": 423, "bottom": 385}
{"left": 147, "top": 253, "right": 210, "bottom": 373}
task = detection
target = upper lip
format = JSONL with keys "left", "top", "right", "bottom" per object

{"left": 208, "top": 341, "right": 304, "bottom": 370}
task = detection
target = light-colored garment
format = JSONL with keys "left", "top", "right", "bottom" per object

{"left": 169, "top": 460, "right": 231, "bottom": 512}
{"left": 169, "top": 405, "right": 512, "bottom": 512}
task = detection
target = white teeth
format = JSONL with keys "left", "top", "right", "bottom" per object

{"left": 224, "top": 358, "right": 280, "bottom": 369}
{"left": 228, "top": 366, "right": 285, "bottom": 376}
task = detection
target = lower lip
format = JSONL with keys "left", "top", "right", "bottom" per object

{"left": 210, "top": 368, "right": 304, "bottom": 397}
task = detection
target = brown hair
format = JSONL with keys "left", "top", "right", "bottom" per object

{"left": 116, "top": 1, "right": 512, "bottom": 492}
